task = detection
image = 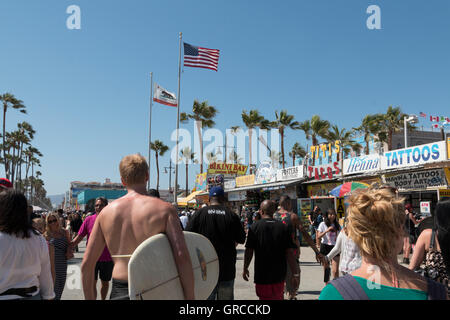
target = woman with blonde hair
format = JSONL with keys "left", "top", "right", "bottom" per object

{"left": 44, "top": 212, "right": 73, "bottom": 300}
{"left": 319, "top": 188, "right": 447, "bottom": 300}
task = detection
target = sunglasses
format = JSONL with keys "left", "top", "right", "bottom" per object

{"left": 48, "top": 219, "right": 57, "bottom": 224}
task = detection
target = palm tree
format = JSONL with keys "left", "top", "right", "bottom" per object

{"left": 241, "top": 109, "right": 267, "bottom": 173}
{"left": 0, "top": 93, "right": 27, "bottom": 179}
{"left": 206, "top": 151, "right": 217, "bottom": 164}
{"left": 272, "top": 110, "right": 299, "bottom": 169}
{"left": 289, "top": 142, "right": 306, "bottom": 167}
{"left": 300, "top": 115, "right": 330, "bottom": 165}
{"left": 180, "top": 100, "right": 218, "bottom": 173}
{"left": 353, "top": 114, "right": 382, "bottom": 155}
{"left": 326, "top": 125, "right": 362, "bottom": 161}
{"left": 180, "top": 147, "right": 197, "bottom": 196}
{"left": 150, "top": 140, "right": 169, "bottom": 191}
{"left": 228, "top": 150, "right": 243, "bottom": 164}
{"left": 379, "top": 106, "right": 416, "bottom": 151}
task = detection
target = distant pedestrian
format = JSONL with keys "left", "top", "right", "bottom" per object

{"left": 44, "top": 212, "right": 72, "bottom": 300}
{"left": 32, "top": 217, "right": 46, "bottom": 235}
{"left": 186, "top": 186, "right": 246, "bottom": 300}
{"left": 243, "top": 200, "right": 299, "bottom": 300}
{"left": 320, "top": 188, "right": 447, "bottom": 300}
{"left": 317, "top": 208, "right": 341, "bottom": 282}
{"left": 277, "top": 196, "right": 327, "bottom": 299}
{"left": 148, "top": 189, "right": 160, "bottom": 198}
{"left": 72, "top": 197, "right": 113, "bottom": 300}
{"left": 179, "top": 211, "right": 189, "bottom": 230}
{"left": 308, "top": 206, "right": 322, "bottom": 245}
{"left": 0, "top": 189, "right": 55, "bottom": 300}
{"left": 409, "top": 200, "right": 450, "bottom": 295}
{"left": 403, "top": 204, "right": 422, "bottom": 264}
{"left": 325, "top": 219, "right": 361, "bottom": 276}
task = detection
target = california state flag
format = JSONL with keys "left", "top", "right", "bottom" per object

{"left": 153, "top": 83, "right": 178, "bottom": 107}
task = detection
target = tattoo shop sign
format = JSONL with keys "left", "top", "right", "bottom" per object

{"left": 384, "top": 169, "right": 447, "bottom": 190}
{"left": 381, "top": 141, "right": 447, "bottom": 170}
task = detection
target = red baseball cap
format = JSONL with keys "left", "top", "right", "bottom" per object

{"left": 0, "top": 178, "right": 13, "bottom": 189}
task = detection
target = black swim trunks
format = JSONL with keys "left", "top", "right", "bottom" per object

{"left": 110, "top": 279, "right": 130, "bottom": 300}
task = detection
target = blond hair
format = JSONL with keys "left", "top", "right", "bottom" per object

{"left": 346, "top": 188, "right": 405, "bottom": 266}
{"left": 119, "top": 153, "right": 149, "bottom": 186}
{"left": 44, "top": 212, "right": 61, "bottom": 239}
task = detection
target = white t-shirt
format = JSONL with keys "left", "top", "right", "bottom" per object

{"left": 180, "top": 215, "right": 189, "bottom": 229}
{"left": 0, "top": 231, "right": 55, "bottom": 300}
{"left": 318, "top": 221, "right": 338, "bottom": 246}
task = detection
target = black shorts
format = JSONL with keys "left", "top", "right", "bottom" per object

{"left": 320, "top": 243, "right": 335, "bottom": 255}
{"left": 110, "top": 279, "right": 130, "bottom": 300}
{"left": 95, "top": 261, "right": 114, "bottom": 282}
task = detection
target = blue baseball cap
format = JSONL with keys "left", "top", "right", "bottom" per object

{"left": 209, "top": 186, "right": 224, "bottom": 197}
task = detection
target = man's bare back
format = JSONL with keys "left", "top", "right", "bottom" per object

{"left": 100, "top": 192, "right": 177, "bottom": 280}
{"left": 81, "top": 191, "right": 195, "bottom": 299}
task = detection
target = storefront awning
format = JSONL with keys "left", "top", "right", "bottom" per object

{"left": 177, "top": 190, "right": 205, "bottom": 205}
{"left": 225, "top": 178, "right": 304, "bottom": 194}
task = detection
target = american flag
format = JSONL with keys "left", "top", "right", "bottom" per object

{"left": 184, "top": 42, "right": 220, "bottom": 72}
{"left": 419, "top": 112, "right": 426, "bottom": 118}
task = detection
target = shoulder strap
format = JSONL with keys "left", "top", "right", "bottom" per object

{"left": 430, "top": 228, "right": 436, "bottom": 250}
{"left": 427, "top": 278, "right": 447, "bottom": 300}
{"left": 329, "top": 274, "right": 369, "bottom": 300}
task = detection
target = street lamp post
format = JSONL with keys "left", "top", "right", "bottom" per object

{"left": 164, "top": 160, "right": 176, "bottom": 193}
{"left": 404, "top": 114, "right": 418, "bottom": 148}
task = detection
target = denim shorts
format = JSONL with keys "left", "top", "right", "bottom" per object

{"left": 207, "top": 280, "right": 235, "bottom": 300}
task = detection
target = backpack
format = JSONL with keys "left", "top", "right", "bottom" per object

{"left": 329, "top": 274, "right": 447, "bottom": 300}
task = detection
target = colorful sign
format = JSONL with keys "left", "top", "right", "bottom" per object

{"left": 277, "top": 165, "right": 304, "bottom": 181}
{"left": 306, "top": 182, "right": 340, "bottom": 197}
{"left": 310, "top": 141, "right": 341, "bottom": 160}
{"left": 439, "top": 189, "right": 450, "bottom": 200}
{"left": 381, "top": 141, "right": 447, "bottom": 170}
{"left": 306, "top": 162, "right": 341, "bottom": 182}
{"left": 343, "top": 154, "right": 380, "bottom": 176}
{"left": 420, "top": 201, "right": 431, "bottom": 216}
{"left": 384, "top": 169, "right": 447, "bottom": 190}
{"left": 447, "top": 137, "right": 450, "bottom": 159}
{"left": 194, "top": 173, "right": 207, "bottom": 191}
{"left": 235, "top": 175, "right": 255, "bottom": 187}
{"left": 255, "top": 161, "right": 277, "bottom": 184}
{"left": 207, "top": 163, "right": 248, "bottom": 176}
{"left": 336, "top": 197, "right": 345, "bottom": 219}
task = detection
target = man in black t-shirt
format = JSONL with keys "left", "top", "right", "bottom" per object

{"left": 185, "top": 186, "right": 246, "bottom": 300}
{"left": 243, "top": 200, "right": 300, "bottom": 300}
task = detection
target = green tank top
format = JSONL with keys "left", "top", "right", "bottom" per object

{"left": 319, "top": 276, "right": 428, "bottom": 300}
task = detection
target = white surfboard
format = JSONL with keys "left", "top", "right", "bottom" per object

{"left": 128, "top": 231, "right": 219, "bottom": 300}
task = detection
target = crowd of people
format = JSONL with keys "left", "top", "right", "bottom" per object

{"left": 0, "top": 155, "right": 449, "bottom": 301}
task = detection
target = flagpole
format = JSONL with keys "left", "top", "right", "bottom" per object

{"left": 174, "top": 32, "right": 182, "bottom": 204}
{"left": 148, "top": 72, "right": 153, "bottom": 191}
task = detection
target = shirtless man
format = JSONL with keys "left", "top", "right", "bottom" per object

{"left": 81, "top": 154, "right": 195, "bottom": 300}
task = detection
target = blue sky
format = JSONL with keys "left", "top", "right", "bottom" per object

{"left": 1, "top": 0, "right": 449, "bottom": 195}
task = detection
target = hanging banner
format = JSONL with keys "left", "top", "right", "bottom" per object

{"left": 236, "top": 175, "right": 255, "bottom": 187}
{"left": 343, "top": 154, "right": 380, "bottom": 176}
{"left": 381, "top": 141, "right": 447, "bottom": 170}
{"left": 255, "top": 161, "right": 277, "bottom": 184}
{"left": 384, "top": 169, "right": 447, "bottom": 190}
{"left": 439, "top": 189, "right": 450, "bottom": 200}
{"left": 194, "top": 173, "right": 207, "bottom": 191}
{"left": 306, "top": 162, "right": 341, "bottom": 182}
{"left": 207, "top": 163, "right": 248, "bottom": 176}
{"left": 336, "top": 197, "right": 345, "bottom": 219}
{"left": 277, "top": 165, "right": 304, "bottom": 181}
{"left": 307, "top": 182, "right": 340, "bottom": 197}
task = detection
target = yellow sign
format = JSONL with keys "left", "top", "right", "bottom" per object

{"left": 445, "top": 168, "right": 450, "bottom": 186}
{"left": 307, "top": 182, "right": 340, "bottom": 198}
{"left": 310, "top": 140, "right": 341, "bottom": 160}
{"left": 336, "top": 197, "right": 345, "bottom": 219}
{"left": 439, "top": 189, "right": 450, "bottom": 200}
{"left": 236, "top": 175, "right": 255, "bottom": 187}
{"left": 448, "top": 137, "right": 450, "bottom": 159}
{"left": 207, "top": 163, "right": 248, "bottom": 176}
